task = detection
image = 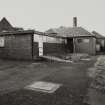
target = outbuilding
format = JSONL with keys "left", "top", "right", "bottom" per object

{"left": 45, "top": 17, "right": 96, "bottom": 55}
{"left": 0, "top": 17, "right": 39, "bottom": 60}
{"left": 0, "top": 30, "right": 38, "bottom": 60}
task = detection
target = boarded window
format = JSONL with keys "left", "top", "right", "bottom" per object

{"left": 0, "top": 37, "right": 5, "bottom": 47}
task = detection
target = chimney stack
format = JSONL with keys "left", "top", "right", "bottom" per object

{"left": 73, "top": 17, "right": 77, "bottom": 27}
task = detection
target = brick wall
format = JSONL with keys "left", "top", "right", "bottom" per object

{"left": 0, "top": 34, "right": 33, "bottom": 60}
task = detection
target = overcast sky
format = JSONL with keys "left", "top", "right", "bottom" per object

{"left": 0, "top": 0, "right": 105, "bottom": 35}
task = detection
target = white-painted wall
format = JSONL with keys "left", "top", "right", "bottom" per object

{"left": 34, "top": 34, "right": 66, "bottom": 56}
{"left": 34, "top": 34, "right": 66, "bottom": 43}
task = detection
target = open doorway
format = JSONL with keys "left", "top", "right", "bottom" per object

{"left": 66, "top": 38, "right": 74, "bottom": 53}
{"left": 96, "top": 39, "right": 105, "bottom": 55}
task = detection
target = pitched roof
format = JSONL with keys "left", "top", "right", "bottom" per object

{"left": 0, "top": 17, "right": 14, "bottom": 32}
{"left": 92, "top": 31, "right": 105, "bottom": 38}
{"left": 0, "top": 17, "right": 24, "bottom": 32}
{"left": 46, "top": 26, "right": 94, "bottom": 38}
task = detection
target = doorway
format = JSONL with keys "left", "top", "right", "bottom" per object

{"left": 67, "top": 38, "right": 74, "bottom": 53}
{"left": 96, "top": 39, "right": 105, "bottom": 55}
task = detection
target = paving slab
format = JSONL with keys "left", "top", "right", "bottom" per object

{"left": 25, "top": 81, "right": 62, "bottom": 93}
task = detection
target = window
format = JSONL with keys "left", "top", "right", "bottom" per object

{"left": 77, "top": 38, "right": 89, "bottom": 43}
{"left": 0, "top": 37, "right": 5, "bottom": 47}
{"left": 83, "top": 39, "right": 89, "bottom": 43}
{"left": 77, "top": 38, "right": 83, "bottom": 43}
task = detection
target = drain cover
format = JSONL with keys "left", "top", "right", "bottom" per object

{"left": 25, "top": 81, "right": 62, "bottom": 93}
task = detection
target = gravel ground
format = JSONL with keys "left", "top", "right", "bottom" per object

{"left": 86, "top": 56, "right": 105, "bottom": 105}
{"left": 0, "top": 58, "right": 96, "bottom": 105}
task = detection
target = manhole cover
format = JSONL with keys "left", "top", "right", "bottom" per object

{"left": 25, "top": 81, "right": 62, "bottom": 93}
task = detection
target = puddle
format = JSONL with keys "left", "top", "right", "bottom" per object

{"left": 25, "top": 81, "right": 62, "bottom": 93}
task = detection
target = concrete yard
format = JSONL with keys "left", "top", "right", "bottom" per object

{"left": 0, "top": 56, "right": 100, "bottom": 105}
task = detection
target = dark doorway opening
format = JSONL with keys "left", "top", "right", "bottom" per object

{"left": 96, "top": 40, "right": 105, "bottom": 55}
{"left": 67, "top": 38, "right": 73, "bottom": 53}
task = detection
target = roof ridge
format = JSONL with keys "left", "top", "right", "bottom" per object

{"left": 46, "top": 26, "right": 94, "bottom": 37}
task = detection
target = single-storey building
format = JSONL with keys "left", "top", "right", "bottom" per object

{"left": 92, "top": 31, "right": 105, "bottom": 54}
{"left": 0, "top": 17, "right": 102, "bottom": 60}
{"left": 0, "top": 17, "right": 39, "bottom": 60}
{"left": 45, "top": 17, "right": 96, "bottom": 55}
{"left": 0, "top": 30, "right": 37, "bottom": 60}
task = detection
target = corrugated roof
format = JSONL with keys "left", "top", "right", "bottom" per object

{"left": 92, "top": 31, "right": 105, "bottom": 38}
{"left": 46, "top": 26, "right": 94, "bottom": 38}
